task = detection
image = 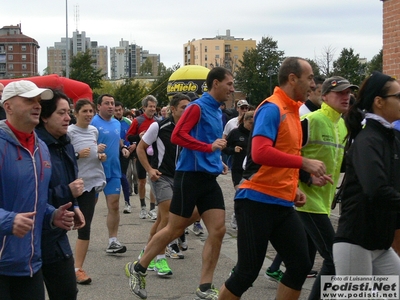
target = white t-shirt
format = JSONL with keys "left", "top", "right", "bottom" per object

{"left": 223, "top": 116, "right": 239, "bottom": 137}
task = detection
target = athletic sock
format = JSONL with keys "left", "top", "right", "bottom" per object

{"left": 134, "top": 262, "right": 147, "bottom": 274}
{"left": 199, "top": 283, "right": 212, "bottom": 292}
{"left": 140, "top": 198, "right": 146, "bottom": 207}
{"left": 150, "top": 203, "right": 155, "bottom": 210}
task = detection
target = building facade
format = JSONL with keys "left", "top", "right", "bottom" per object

{"left": 47, "top": 30, "right": 108, "bottom": 78}
{"left": 381, "top": 0, "right": 400, "bottom": 78}
{"left": 110, "top": 39, "right": 160, "bottom": 80}
{"left": 183, "top": 29, "right": 256, "bottom": 73}
{"left": 0, "top": 24, "right": 40, "bottom": 78}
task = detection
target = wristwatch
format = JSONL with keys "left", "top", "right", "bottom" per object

{"left": 75, "top": 152, "right": 80, "bottom": 160}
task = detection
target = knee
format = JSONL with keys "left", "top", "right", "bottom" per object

{"left": 208, "top": 223, "right": 226, "bottom": 240}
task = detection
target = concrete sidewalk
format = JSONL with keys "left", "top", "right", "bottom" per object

{"left": 67, "top": 172, "right": 338, "bottom": 299}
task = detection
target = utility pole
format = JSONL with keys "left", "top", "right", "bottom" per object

{"left": 65, "top": 0, "right": 69, "bottom": 77}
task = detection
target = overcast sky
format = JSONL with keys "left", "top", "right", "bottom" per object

{"left": 2, "top": 0, "right": 383, "bottom": 75}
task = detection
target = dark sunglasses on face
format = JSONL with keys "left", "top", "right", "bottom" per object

{"left": 239, "top": 106, "right": 249, "bottom": 110}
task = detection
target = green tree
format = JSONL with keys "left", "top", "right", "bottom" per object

{"left": 149, "top": 64, "right": 180, "bottom": 107}
{"left": 69, "top": 50, "right": 106, "bottom": 90}
{"left": 113, "top": 78, "right": 148, "bottom": 109}
{"left": 93, "top": 80, "right": 118, "bottom": 102}
{"left": 332, "top": 48, "right": 365, "bottom": 85}
{"left": 366, "top": 49, "right": 383, "bottom": 75}
{"left": 139, "top": 58, "right": 153, "bottom": 76}
{"left": 157, "top": 62, "right": 167, "bottom": 76}
{"left": 235, "top": 36, "right": 285, "bottom": 105}
{"left": 306, "top": 59, "right": 321, "bottom": 77}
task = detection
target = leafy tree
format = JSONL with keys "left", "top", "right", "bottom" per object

{"left": 139, "top": 58, "right": 153, "bottom": 76}
{"left": 69, "top": 50, "right": 106, "bottom": 90}
{"left": 157, "top": 62, "right": 167, "bottom": 76}
{"left": 306, "top": 59, "right": 321, "bottom": 77}
{"left": 113, "top": 78, "right": 148, "bottom": 109}
{"left": 316, "top": 45, "right": 336, "bottom": 77}
{"left": 366, "top": 49, "right": 383, "bottom": 75}
{"left": 332, "top": 48, "right": 365, "bottom": 85}
{"left": 93, "top": 80, "right": 118, "bottom": 102}
{"left": 149, "top": 64, "right": 180, "bottom": 107}
{"left": 235, "top": 36, "right": 285, "bottom": 105}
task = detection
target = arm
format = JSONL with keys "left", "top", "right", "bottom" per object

{"left": 126, "top": 119, "right": 139, "bottom": 143}
{"left": 137, "top": 123, "right": 162, "bottom": 181}
{"left": 171, "top": 104, "right": 213, "bottom": 152}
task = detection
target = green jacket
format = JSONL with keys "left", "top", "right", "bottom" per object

{"left": 297, "top": 102, "right": 347, "bottom": 215}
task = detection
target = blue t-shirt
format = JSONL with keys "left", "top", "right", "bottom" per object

{"left": 393, "top": 120, "right": 400, "bottom": 132}
{"left": 91, "top": 114, "right": 121, "bottom": 178}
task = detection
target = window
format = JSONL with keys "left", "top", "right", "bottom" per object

{"left": 21, "top": 45, "right": 26, "bottom": 51}
{"left": 215, "top": 46, "right": 219, "bottom": 50}
{"left": 22, "top": 55, "right": 26, "bottom": 61}
{"left": 234, "top": 46, "right": 238, "bottom": 51}
{"left": 204, "top": 46, "right": 207, "bottom": 53}
{"left": 8, "top": 45, "right": 13, "bottom": 51}
{"left": 8, "top": 55, "right": 13, "bottom": 60}
{"left": 205, "top": 55, "right": 207, "bottom": 61}
{"left": 215, "top": 55, "right": 220, "bottom": 59}
{"left": 22, "top": 64, "right": 27, "bottom": 70}
{"left": 205, "top": 63, "right": 208, "bottom": 68}
{"left": 8, "top": 64, "right": 13, "bottom": 70}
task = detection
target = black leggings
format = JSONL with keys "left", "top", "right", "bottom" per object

{"left": 0, "top": 270, "right": 45, "bottom": 300}
{"left": 77, "top": 188, "right": 96, "bottom": 240}
{"left": 225, "top": 199, "right": 311, "bottom": 297}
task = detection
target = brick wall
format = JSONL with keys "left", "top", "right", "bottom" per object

{"left": 382, "top": 0, "right": 400, "bottom": 78}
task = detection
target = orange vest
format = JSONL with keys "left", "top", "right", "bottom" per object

{"left": 239, "top": 87, "right": 302, "bottom": 202}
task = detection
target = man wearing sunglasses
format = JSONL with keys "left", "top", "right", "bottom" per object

{"left": 222, "top": 99, "right": 249, "bottom": 139}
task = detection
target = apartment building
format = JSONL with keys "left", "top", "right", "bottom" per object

{"left": 0, "top": 24, "right": 40, "bottom": 78}
{"left": 110, "top": 39, "right": 160, "bottom": 80}
{"left": 183, "top": 29, "right": 256, "bottom": 73}
{"left": 47, "top": 30, "right": 108, "bottom": 78}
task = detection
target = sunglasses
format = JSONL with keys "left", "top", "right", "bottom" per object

{"left": 382, "top": 93, "right": 400, "bottom": 100}
{"left": 239, "top": 106, "right": 249, "bottom": 110}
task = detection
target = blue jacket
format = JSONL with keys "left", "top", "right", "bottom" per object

{"left": 0, "top": 121, "right": 54, "bottom": 276}
{"left": 35, "top": 127, "right": 78, "bottom": 265}
{"left": 175, "top": 92, "right": 224, "bottom": 175}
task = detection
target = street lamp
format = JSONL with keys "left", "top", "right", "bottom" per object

{"left": 267, "top": 67, "right": 276, "bottom": 95}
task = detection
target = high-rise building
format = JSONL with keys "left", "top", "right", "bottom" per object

{"left": 0, "top": 24, "right": 40, "bottom": 78}
{"left": 47, "top": 30, "right": 108, "bottom": 78}
{"left": 381, "top": 0, "right": 399, "bottom": 78}
{"left": 183, "top": 29, "right": 256, "bottom": 73}
{"left": 110, "top": 39, "right": 160, "bottom": 80}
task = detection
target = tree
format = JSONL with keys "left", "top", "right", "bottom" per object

{"left": 149, "top": 64, "right": 180, "bottom": 107}
{"left": 306, "top": 59, "right": 321, "bottom": 77}
{"left": 139, "top": 58, "right": 153, "bottom": 76}
{"left": 93, "top": 80, "right": 118, "bottom": 102}
{"left": 235, "top": 36, "right": 285, "bottom": 105}
{"left": 367, "top": 49, "right": 383, "bottom": 75}
{"left": 332, "top": 48, "right": 365, "bottom": 85}
{"left": 316, "top": 45, "right": 336, "bottom": 77}
{"left": 113, "top": 78, "right": 148, "bottom": 109}
{"left": 69, "top": 50, "right": 106, "bottom": 90}
{"left": 157, "top": 62, "right": 167, "bottom": 76}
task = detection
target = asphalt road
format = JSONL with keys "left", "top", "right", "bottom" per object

{"left": 66, "top": 171, "right": 340, "bottom": 300}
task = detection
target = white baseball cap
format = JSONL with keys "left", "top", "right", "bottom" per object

{"left": 1, "top": 80, "right": 53, "bottom": 104}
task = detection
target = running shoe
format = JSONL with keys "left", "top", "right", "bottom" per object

{"left": 307, "top": 270, "right": 318, "bottom": 278}
{"left": 139, "top": 206, "right": 147, "bottom": 219}
{"left": 178, "top": 236, "right": 188, "bottom": 251}
{"left": 166, "top": 242, "right": 184, "bottom": 259}
{"left": 230, "top": 213, "right": 237, "bottom": 230}
{"left": 154, "top": 258, "right": 173, "bottom": 276}
{"left": 125, "top": 262, "right": 147, "bottom": 299}
{"left": 76, "top": 268, "right": 92, "bottom": 285}
{"left": 147, "top": 208, "right": 157, "bottom": 221}
{"left": 194, "top": 285, "right": 219, "bottom": 300}
{"left": 106, "top": 240, "right": 127, "bottom": 254}
{"left": 264, "top": 267, "right": 284, "bottom": 282}
{"left": 123, "top": 202, "right": 131, "bottom": 214}
{"left": 138, "top": 249, "right": 156, "bottom": 271}
{"left": 192, "top": 221, "right": 204, "bottom": 236}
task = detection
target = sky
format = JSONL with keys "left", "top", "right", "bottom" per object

{"left": 2, "top": 0, "right": 383, "bottom": 76}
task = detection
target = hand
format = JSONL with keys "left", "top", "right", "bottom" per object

{"left": 72, "top": 207, "right": 85, "bottom": 230}
{"left": 97, "top": 143, "right": 106, "bottom": 153}
{"left": 211, "top": 138, "right": 227, "bottom": 152}
{"left": 148, "top": 168, "right": 162, "bottom": 181}
{"left": 13, "top": 211, "right": 36, "bottom": 238}
{"left": 98, "top": 153, "right": 107, "bottom": 162}
{"left": 312, "top": 174, "right": 334, "bottom": 187}
{"left": 301, "top": 157, "right": 326, "bottom": 177}
{"left": 69, "top": 178, "right": 84, "bottom": 198}
{"left": 53, "top": 202, "right": 75, "bottom": 230}
{"left": 234, "top": 146, "right": 242, "bottom": 153}
{"left": 121, "top": 148, "right": 130, "bottom": 158}
{"left": 294, "top": 189, "right": 306, "bottom": 207}
{"left": 79, "top": 147, "right": 91, "bottom": 158}
{"left": 128, "top": 144, "right": 137, "bottom": 153}
{"left": 222, "top": 162, "right": 229, "bottom": 175}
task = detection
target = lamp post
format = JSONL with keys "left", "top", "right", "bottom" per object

{"left": 267, "top": 67, "right": 275, "bottom": 96}
{"left": 65, "top": 0, "right": 69, "bottom": 77}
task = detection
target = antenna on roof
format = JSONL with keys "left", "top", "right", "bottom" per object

{"left": 74, "top": 4, "right": 79, "bottom": 31}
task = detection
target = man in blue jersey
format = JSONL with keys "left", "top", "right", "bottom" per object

{"left": 91, "top": 94, "right": 130, "bottom": 254}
